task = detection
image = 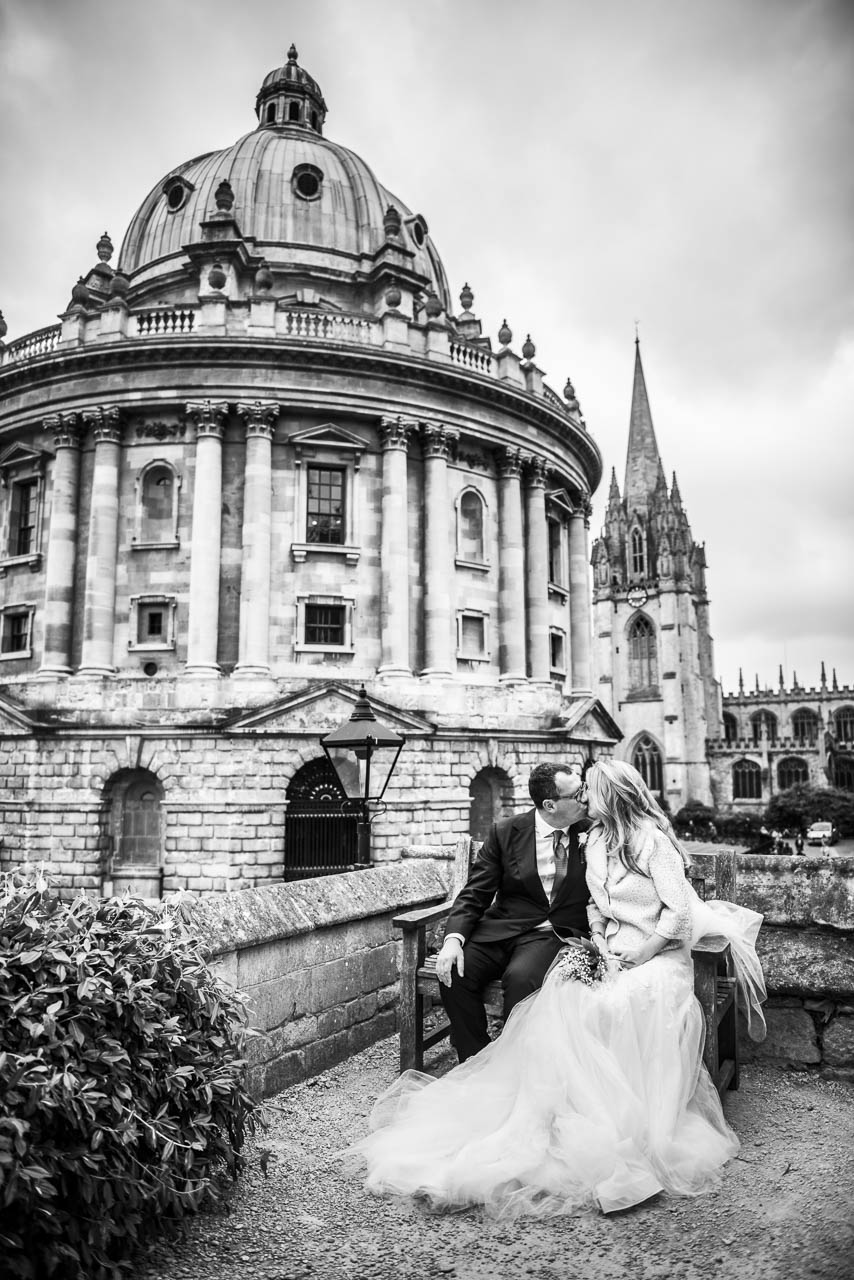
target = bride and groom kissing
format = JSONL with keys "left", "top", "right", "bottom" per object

{"left": 348, "top": 758, "right": 767, "bottom": 1217}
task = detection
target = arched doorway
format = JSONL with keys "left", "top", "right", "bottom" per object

{"left": 469, "top": 767, "right": 515, "bottom": 842}
{"left": 102, "top": 769, "right": 164, "bottom": 897}
{"left": 284, "top": 756, "right": 360, "bottom": 881}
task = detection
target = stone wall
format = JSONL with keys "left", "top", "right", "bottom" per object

{"left": 183, "top": 857, "right": 450, "bottom": 1097}
{"left": 732, "top": 851, "right": 853, "bottom": 1075}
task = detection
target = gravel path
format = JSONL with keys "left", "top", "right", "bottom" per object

{"left": 138, "top": 1036, "right": 854, "bottom": 1280}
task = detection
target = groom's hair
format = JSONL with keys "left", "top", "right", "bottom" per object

{"left": 528, "top": 762, "right": 573, "bottom": 809}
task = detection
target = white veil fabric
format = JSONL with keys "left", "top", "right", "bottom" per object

{"left": 687, "top": 882, "right": 768, "bottom": 1041}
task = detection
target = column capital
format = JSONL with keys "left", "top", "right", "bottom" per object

{"left": 82, "top": 405, "right": 123, "bottom": 446}
{"left": 522, "top": 453, "right": 548, "bottom": 488}
{"left": 44, "top": 412, "right": 82, "bottom": 449}
{"left": 421, "top": 422, "right": 459, "bottom": 460}
{"left": 186, "top": 399, "right": 229, "bottom": 438}
{"left": 236, "top": 400, "right": 280, "bottom": 438}
{"left": 572, "top": 496, "right": 594, "bottom": 528}
{"left": 496, "top": 446, "right": 524, "bottom": 479}
{"left": 379, "top": 415, "right": 414, "bottom": 452}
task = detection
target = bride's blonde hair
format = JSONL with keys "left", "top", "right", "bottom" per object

{"left": 586, "top": 759, "right": 689, "bottom": 874}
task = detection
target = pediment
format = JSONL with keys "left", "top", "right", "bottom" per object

{"left": 287, "top": 424, "right": 369, "bottom": 455}
{"left": 0, "top": 442, "right": 49, "bottom": 478}
{"left": 228, "top": 681, "right": 436, "bottom": 736}
{"left": 545, "top": 487, "right": 575, "bottom": 515}
{"left": 554, "top": 696, "right": 623, "bottom": 745}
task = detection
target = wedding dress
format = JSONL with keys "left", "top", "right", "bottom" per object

{"left": 348, "top": 827, "right": 766, "bottom": 1218}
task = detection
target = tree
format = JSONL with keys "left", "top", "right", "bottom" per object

{"left": 765, "top": 784, "right": 854, "bottom": 837}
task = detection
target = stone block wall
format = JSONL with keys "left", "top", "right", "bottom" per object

{"left": 184, "top": 859, "right": 450, "bottom": 1097}
{"left": 733, "top": 851, "right": 853, "bottom": 1075}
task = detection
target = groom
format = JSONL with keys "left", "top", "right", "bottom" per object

{"left": 436, "top": 762, "right": 591, "bottom": 1062}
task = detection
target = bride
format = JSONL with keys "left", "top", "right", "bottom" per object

{"left": 347, "top": 759, "right": 767, "bottom": 1217}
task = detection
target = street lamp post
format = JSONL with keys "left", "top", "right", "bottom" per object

{"left": 320, "top": 685, "right": 404, "bottom": 867}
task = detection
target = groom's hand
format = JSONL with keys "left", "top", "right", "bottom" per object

{"left": 436, "top": 937, "right": 465, "bottom": 986}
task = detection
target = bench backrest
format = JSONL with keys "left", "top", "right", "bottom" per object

{"left": 447, "top": 835, "right": 738, "bottom": 904}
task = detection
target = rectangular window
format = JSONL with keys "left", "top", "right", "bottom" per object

{"left": 548, "top": 518, "right": 567, "bottom": 587}
{"left": 0, "top": 608, "right": 33, "bottom": 657}
{"left": 9, "top": 480, "right": 39, "bottom": 557}
{"left": 128, "top": 596, "right": 176, "bottom": 651}
{"left": 306, "top": 467, "right": 345, "bottom": 544}
{"left": 140, "top": 607, "right": 164, "bottom": 641}
{"left": 549, "top": 629, "right": 566, "bottom": 674}
{"left": 456, "top": 610, "right": 489, "bottom": 660}
{"left": 304, "top": 603, "right": 345, "bottom": 647}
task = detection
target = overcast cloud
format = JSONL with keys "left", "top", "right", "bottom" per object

{"left": 1, "top": 0, "right": 852, "bottom": 694}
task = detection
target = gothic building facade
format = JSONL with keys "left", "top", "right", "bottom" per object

{"left": 591, "top": 341, "right": 720, "bottom": 812}
{"left": 0, "top": 48, "right": 618, "bottom": 897}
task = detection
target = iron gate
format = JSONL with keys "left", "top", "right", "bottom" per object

{"left": 284, "top": 756, "right": 360, "bottom": 880}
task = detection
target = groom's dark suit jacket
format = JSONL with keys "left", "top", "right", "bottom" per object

{"left": 444, "top": 810, "right": 590, "bottom": 945}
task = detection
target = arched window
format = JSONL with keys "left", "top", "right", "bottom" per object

{"left": 732, "top": 759, "right": 762, "bottom": 800}
{"left": 134, "top": 461, "right": 180, "bottom": 547}
{"left": 288, "top": 100, "right": 300, "bottom": 122}
{"left": 835, "top": 707, "right": 854, "bottom": 743}
{"left": 792, "top": 709, "right": 819, "bottom": 745}
{"left": 284, "top": 757, "right": 359, "bottom": 880}
{"left": 627, "top": 615, "right": 657, "bottom": 691}
{"left": 266, "top": 102, "right": 276, "bottom": 123}
{"left": 834, "top": 756, "right": 854, "bottom": 792}
{"left": 632, "top": 736, "right": 663, "bottom": 795}
{"left": 457, "top": 489, "right": 486, "bottom": 563}
{"left": 469, "top": 767, "right": 515, "bottom": 843}
{"left": 778, "top": 757, "right": 809, "bottom": 790}
{"left": 751, "top": 711, "right": 777, "bottom": 745}
{"left": 722, "top": 712, "right": 738, "bottom": 744}
{"left": 630, "top": 527, "right": 646, "bottom": 577}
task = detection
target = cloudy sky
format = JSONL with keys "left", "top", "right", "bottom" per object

{"left": 1, "top": 0, "right": 852, "bottom": 695}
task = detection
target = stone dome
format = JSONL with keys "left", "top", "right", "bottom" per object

{"left": 118, "top": 48, "right": 450, "bottom": 308}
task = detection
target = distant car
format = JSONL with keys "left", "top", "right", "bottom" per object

{"left": 806, "top": 821, "right": 839, "bottom": 847}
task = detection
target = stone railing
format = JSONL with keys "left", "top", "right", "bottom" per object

{"left": 276, "top": 308, "right": 380, "bottom": 345}
{"left": 134, "top": 306, "right": 197, "bottom": 335}
{"left": 2, "top": 324, "right": 61, "bottom": 364}
{"left": 449, "top": 339, "right": 495, "bottom": 374}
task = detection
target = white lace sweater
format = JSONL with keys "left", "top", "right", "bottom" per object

{"left": 585, "top": 823, "right": 693, "bottom": 952}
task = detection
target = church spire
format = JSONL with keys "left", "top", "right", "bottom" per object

{"left": 624, "top": 336, "right": 663, "bottom": 515}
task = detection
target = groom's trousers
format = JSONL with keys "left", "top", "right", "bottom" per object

{"left": 439, "top": 927, "right": 565, "bottom": 1062}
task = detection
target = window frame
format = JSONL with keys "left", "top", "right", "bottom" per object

{"left": 627, "top": 612, "right": 658, "bottom": 693}
{"left": 128, "top": 594, "right": 178, "bottom": 652}
{"left": 0, "top": 445, "right": 47, "bottom": 573}
{"left": 549, "top": 626, "right": 567, "bottom": 678}
{"left": 131, "top": 459, "right": 182, "bottom": 550}
{"left": 545, "top": 489, "right": 572, "bottom": 597}
{"left": 732, "top": 758, "right": 762, "bottom": 801}
{"left": 294, "top": 594, "right": 356, "bottom": 654}
{"left": 290, "top": 426, "right": 365, "bottom": 565}
{"left": 456, "top": 609, "right": 490, "bottom": 662}
{"left": 454, "top": 486, "right": 488, "bottom": 569}
{"left": 0, "top": 602, "right": 35, "bottom": 660}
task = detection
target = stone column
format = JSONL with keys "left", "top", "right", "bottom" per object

{"left": 421, "top": 423, "right": 457, "bottom": 677}
{"left": 497, "top": 447, "right": 526, "bottom": 682}
{"left": 78, "top": 407, "right": 122, "bottom": 676}
{"left": 38, "top": 414, "right": 82, "bottom": 676}
{"left": 185, "top": 400, "right": 228, "bottom": 676}
{"left": 378, "top": 416, "right": 412, "bottom": 676}
{"left": 524, "top": 455, "right": 550, "bottom": 683}
{"left": 234, "top": 400, "right": 279, "bottom": 677}
{"left": 569, "top": 502, "right": 593, "bottom": 693}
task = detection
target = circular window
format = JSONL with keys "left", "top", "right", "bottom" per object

{"left": 411, "top": 220, "right": 426, "bottom": 247}
{"left": 292, "top": 164, "right": 323, "bottom": 202}
{"left": 143, "top": 661, "right": 159, "bottom": 677}
{"left": 166, "top": 182, "right": 187, "bottom": 211}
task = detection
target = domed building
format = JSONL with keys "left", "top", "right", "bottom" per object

{"left": 0, "top": 48, "right": 616, "bottom": 896}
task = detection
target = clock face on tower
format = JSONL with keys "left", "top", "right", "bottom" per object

{"left": 627, "top": 586, "right": 648, "bottom": 608}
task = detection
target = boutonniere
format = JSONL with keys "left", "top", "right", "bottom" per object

{"left": 578, "top": 832, "right": 589, "bottom": 849}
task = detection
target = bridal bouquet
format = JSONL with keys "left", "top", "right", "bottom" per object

{"left": 553, "top": 943, "right": 609, "bottom": 986}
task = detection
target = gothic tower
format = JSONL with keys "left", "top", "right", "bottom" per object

{"left": 591, "top": 340, "right": 721, "bottom": 810}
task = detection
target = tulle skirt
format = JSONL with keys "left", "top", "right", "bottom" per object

{"left": 347, "top": 900, "right": 765, "bottom": 1218}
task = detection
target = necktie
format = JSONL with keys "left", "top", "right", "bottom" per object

{"left": 551, "top": 829, "right": 568, "bottom": 903}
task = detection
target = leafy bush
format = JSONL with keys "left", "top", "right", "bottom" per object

{"left": 765, "top": 784, "right": 854, "bottom": 837}
{"left": 673, "top": 802, "right": 718, "bottom": 837}
{"left": 0, "top": 871, "right": 261, "bottom": 1279}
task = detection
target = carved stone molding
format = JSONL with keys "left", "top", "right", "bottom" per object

{"left": 82, "top": 405, "right": 123, "bottom": 446}
{"left": 523, "top": 454, "right": 548, "bottom": 488}
{"left": 134, "top": 421, "right": 186, "bottom": 441}
{"left": 185, "top": 400, "right": 229, "bottom": 438}
{"left": 44, "top": 412, "right": 82, "bottom": 450}
{"left": 496, "top": 446, "right": 524, "bottom": 479}
{"left": 236, "top": 400, "right": 280, "bottom": 438}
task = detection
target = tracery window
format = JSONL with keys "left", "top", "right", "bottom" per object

{"left": 732, "top": 759, "right": 762, "bottom": 800}
{"left": 792, "top": 709, "right": 819, "bottom": 745}
{"left": 632, "top": 736, "right": 663, "bottom": 794}
{"left": 834, "top": 756, "right": 854, "bottom": 792}
{"left": 751, "top": 711, "right": 777, "bottom": 745}
{"left": 777, "top": 757, "right": 809, "bottom": 790}
{"left": 627, "top": 615, "right": 657, "bottom": 690}
{"left": 630, "top": 527, "right": 646, "bottom": 578}
{"left": 835, "top": 707, "right": 854, "bottom": 743}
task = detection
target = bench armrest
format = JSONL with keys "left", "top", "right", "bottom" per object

{"left": 393, "top": 901, "right": 452, "bottom": 930}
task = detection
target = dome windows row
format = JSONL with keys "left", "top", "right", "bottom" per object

{"left": 264, "top": 97, "right": 322, "bottom": 131}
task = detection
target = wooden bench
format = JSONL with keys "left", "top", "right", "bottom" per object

{"left": 393, "top": 837, "right": 739, "bottom": 1097}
